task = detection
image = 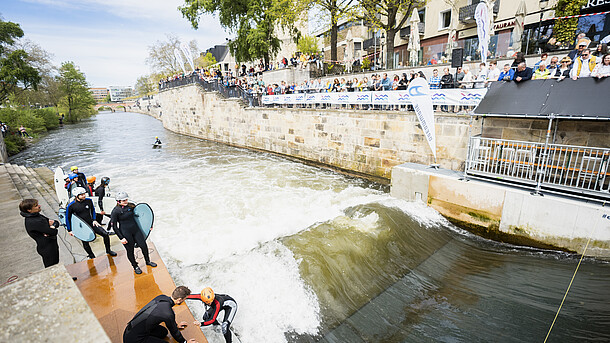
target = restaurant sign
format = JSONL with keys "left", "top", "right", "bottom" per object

{"left": 582, "top": 0, "right": 610, "bottom": 10}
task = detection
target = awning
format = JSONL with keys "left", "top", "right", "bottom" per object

{"left": 473, "top": 77, "right": 610, "bottom": 119}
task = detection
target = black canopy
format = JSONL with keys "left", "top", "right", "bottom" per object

{"left": 474, "top": 77, "right": 610, "bottom": 119}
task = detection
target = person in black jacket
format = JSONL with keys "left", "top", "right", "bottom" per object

{"left": 93, "top": 176, "right": 110, "bottom": 223}
{"left": 110, "top": 191, "right": 156, "bottom": 274}
{"left": 123, "top": 286, "right": 198, "bottom": 343}
{"left": 439, "top": 67, "right": 454, "bottom": 112}
{"left": 514, "top": 62, "right": 533, "bottom": 83}
{"left": 66, "top": 187, "right": 116, "bottom": 259}
{"left": 190, "top": 287, "right": 238, "bottom": 343}
{"left": 19, "top": 199, "right": 60, "bottom": 268}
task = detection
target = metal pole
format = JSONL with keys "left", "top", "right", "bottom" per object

{"left": 533, "top": 115, "right": 554, "bottom": 195}
{"left": 463, "top": 114, "right": 475, "bottom": 180}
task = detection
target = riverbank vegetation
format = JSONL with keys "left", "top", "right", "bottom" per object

{"left": 1, "top": 19, "right": 96, "bottom": 156}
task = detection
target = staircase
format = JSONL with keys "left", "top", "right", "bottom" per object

{"left": 0, "top": 163, "right": 121, "bottom": 283}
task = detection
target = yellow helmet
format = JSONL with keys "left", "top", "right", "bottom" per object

{"left": 201, "top": 287, "right": 215, "bottom": 305}
{"left": 70, "top": 166, "right": 78, "bottom": 171}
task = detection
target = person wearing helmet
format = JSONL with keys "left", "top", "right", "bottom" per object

{"left": 123, "top": 286, "right": 199, "bottom": 343}
{"left": 110, "top": 191, "right": 156, "bottom": 274}
{"left": 86, "top": 176, "right": 96, "bottom": 196}
{"left": 66, "top": 186, "right": 116, "bottom": 259}
{"left": 94, "top": 177, "right": 110, "bottom": 218}
{"left": 154, "top": 136, "right": 162, "bottom": 145}
{"left": 190, "top": 287, "right": 238, "bottom": 343}
{"left": 70, "top": 166, "right": 89, "bottom": 194}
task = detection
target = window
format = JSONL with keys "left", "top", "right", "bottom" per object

{"left": 418, "top": 9, "right": 426, "bottom": 24}
{"left": 440, "top": 10, "right": 451, "bottom": 29}
{"left": 354, "top": 42, "right": 362, "bottom": 50}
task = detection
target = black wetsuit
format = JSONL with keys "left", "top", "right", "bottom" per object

{"left": 200, "top": 294, "right": 238, "bottom": 343}
{"left": 94, "top": 185, "right": 107, "bottom": 223}
{"left": 66, "top": 198, "right": 111, "bottom": 258}
{"left": 21, "top": 211, "right": 60, "bottom": 267}
{"left": 110, "top": 203, "right": 150, "bottom": 268}
{"left": 123, "top": 295, "right": 188, "bottom": 343}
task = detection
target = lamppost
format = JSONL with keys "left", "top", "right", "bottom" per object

{"left": 535, "top": 0, "right": 549, "bottom": 54}
{"left": 381, "top": 32, "right": 386, "bottom": 69}
{"left": 373, "top": 29, "right": 377, "bottom": 70}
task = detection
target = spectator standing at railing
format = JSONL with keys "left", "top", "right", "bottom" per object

{"left": 571, "top": 49, "right": 597, "bottom": 80}
{"left": 568, "top": 39, "right": 589, "bottom": 65}
{"left": 593, "top": 43, "right": 608, "bottom": 57}
{"left": 514, "top": 62, "right": 533, "bottom": 83}
{"left": 454, "top": 67, "right": 464, "bottom": 87}
{"left": 439, "top": 68, "right": 454, "bottom": 112}
{"left": 534, "top": 53, "right": 548, "bottom": 68}
{"left": 533, "top": 62, "right": 551, "bottom": 80}
{"left": 474, "top": 63, "right": 487, "bottom": 89}
{"left": 591, "top": 54, "right": 610, "bottom": 78}
{"left": 461, "top": 66, "right": 474, "bottom": 88}
{"left": 381, "top": 73, "right": 392, "bottom": 91}
{"left": 486, "top": 61, "right": 500, "bottom": 86}
{"left": 547, "top": 56, "right": 559, "bottom": 73}
{"left": 498, "top": 64, "right": 514, "bottom": 81}
{"left": 511, "top": 52, "right": 525, "bottom": 69}
{"left": 429, "top": 69, "right": 441, "bottom": 90}
{"left": 553, "top": 56, "right": 571, "bottom": 79}
{"left": 397, "top": 73, "right": 409, "bottom": 90}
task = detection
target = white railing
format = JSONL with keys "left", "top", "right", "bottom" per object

{"left": 466, "top": 136, "right": 610, "bottom": 200}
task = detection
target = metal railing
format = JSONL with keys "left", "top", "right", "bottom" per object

{"left": 466, "top": 136, "right": 610, "bottom": 200}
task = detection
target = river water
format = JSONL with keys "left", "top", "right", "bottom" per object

{"left": 10, "top": 112, "right": 610, "bottom": 343}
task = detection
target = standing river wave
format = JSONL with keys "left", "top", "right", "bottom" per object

{"left": 10, "top": 112, "right": 610, "bottom": 343}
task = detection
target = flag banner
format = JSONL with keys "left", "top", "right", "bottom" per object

{"left": 407, "top": 77, "right": 436, "bottom": 159}
{"left": 475, "top": 2, "right": 490, "bottom": 65}
{"left": 180, "top": 42, "right": 195, "bottom": 72}
{"left": 262, "top": 89, "right": 486, "bottom": 106}
{"left": 174, "top": 48, "right": 187, "bottom": 75}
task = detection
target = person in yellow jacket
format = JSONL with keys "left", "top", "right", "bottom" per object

{"left": 533, "top": 62, "right": 551, "bottom": 80}
{"left": 570, "top": 49, "right": 597, "bottom": 80}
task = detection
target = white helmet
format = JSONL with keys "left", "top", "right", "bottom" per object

{"left": 115, "top": 191, "right": 129, "bottom": 201}
{"left": 72, "top": 187, "right": 87, "bottom": 197}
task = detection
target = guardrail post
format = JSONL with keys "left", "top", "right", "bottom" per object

{"left": 533, "top": 115, "right": 554, "bottom": 196}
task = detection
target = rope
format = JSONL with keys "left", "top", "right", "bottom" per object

{"left": 543, "top": 219, "right": 599, "bottom": 342}
{"left": 550, "top": 11, "right": 610, "bottom": 20}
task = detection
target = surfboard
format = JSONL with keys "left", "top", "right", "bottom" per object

{"left": 58, "top": 207, "right": 66, "bottom": 226}
{"left": 70, "top": 214, "right": 96, "bottom": 242}
{"left": 53, "top": 167, "right": 69, "bottom": 208}
{"left": 133, "top": 203, "right": 153, "bottom": 240}
{"left": 89, "top": 195, "right": 117, "bottom": 215}
{"left": 152, "top": 143, "right": 162, "bottom": 149}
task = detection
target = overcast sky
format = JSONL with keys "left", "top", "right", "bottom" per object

{"left": 2, "top": 0, "right": 228, "bottom": 88}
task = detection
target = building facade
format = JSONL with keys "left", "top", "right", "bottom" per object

{"left": 89, "top": 88, "right": 109, "bottom": 103}
{"left": 108, "top": 86, "right": 134, "bottom": 102}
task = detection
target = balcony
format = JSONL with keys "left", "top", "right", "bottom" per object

{"left": 363, "top": 37, "right": 379, "bottom": 50}
{"left": 459, "top": 0, "right": 500, "bottom": 23}
{"left": 399, "top": 22, "right": 425, "bottom": 38}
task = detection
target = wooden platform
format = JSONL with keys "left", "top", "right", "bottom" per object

{"left": 65, "top": 242, "right": 208, "bottom": 343}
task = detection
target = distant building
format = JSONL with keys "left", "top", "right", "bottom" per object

{"left": 108, "top": 86, "right": 134, "bottom": 102}
{"left": 205, "top": 43, "right": 236, "bottom": 74}
{"left": 89, "top": 88, "right": 109, "bottom": 103}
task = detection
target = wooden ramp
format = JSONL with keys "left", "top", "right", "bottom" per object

{"left": 65, "top": 242, "right": 208, "bottom": 343}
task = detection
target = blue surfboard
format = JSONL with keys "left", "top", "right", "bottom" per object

{"left": 58, "top": 207, "right": 66, "bottom": 226}
{"left": 70, "top": 214, "right": 96, "bottom": 242}
{"left": 133, "top": 203, "right": 153, "bottom": 240}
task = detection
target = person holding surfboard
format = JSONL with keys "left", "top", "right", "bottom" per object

{"left": 110, "top": 191, "right": 157, "bottom": 274}
{"left": 66, "top": 187, "right": 117, "bottom": 259}
{"left": 70, "top": 166, "right": 90, "bottom": 194}
{"left": 123, "top": 286, "right": 199, "bottom": 343}
{"left": 19, "top": 199, "right": 60, "bottom": 268}
{"left": 94, "top": 176, "right": 111, "bottom": 220}
{"left": 189, "top": 287, "right": 238, "bottom": 343}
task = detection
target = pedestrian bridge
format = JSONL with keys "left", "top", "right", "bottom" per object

{"left": 95, "top": 103, "right": 127, "bottom": 112}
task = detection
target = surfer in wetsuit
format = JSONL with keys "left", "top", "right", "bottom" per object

{"left": 93, "top": 176, "right": 110, "bottom": 224}
{"left": 70, "top": 166, "right": 89, "bottom": 194}
{"left": 190, "top": 287, "right": 238, "bottom": 343}
{"left": 19, "top": 198, "right": 60, "bottom": 267}
{"left": 66, "top": 187, "right": 117, "bottom": 259}
{"left": 123, "top": 286, "right": 199, "bottom": 343}
{"left": 154, "top": 136, "right": 162, "bottom": 145}
{"left": 109, "top": 191, "right": 156, "bottom": 274}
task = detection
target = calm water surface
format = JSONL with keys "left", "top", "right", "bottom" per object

{"left": 10, "top": 112, "right": 610, "bottom": 343}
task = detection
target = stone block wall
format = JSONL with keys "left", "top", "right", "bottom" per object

{"left": 159, "top": 84, "right": 479, "bottom": 181}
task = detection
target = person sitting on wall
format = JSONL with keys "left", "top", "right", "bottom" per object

{"left": 513, "top": 62, "right": 533, "bottom": 83}
{"left": 570, "top": 48, "right": 597, "bottom": 80}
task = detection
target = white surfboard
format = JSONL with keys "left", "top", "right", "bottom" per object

{"left": 53, "top": 167, "right": 69, "bottom": 208}
{"left": 89, "top": 195, "right": 117, "bottom": 214}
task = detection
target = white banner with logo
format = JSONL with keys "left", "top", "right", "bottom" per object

{"left": 262, "top": 89, "right": 486, "bottom": 106}
{"left": 408, "top": 77, "right": 436, "bottom": 159}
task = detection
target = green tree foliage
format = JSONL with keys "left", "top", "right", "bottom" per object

{"left": 180, "top": 0, "right": 289, "bottom": 64}
{"left": 0, "top": 20, "right": 41, "bottom": 104}
{"left": 195, "top": 52, "right": 217, "bottom": 68}
{"left": 309, "top": 0, "right": 356, "bottom": 65}
{"left": 356, "top": 0, "right": 424, "bottom": 69}
{"left": 297, "top": 34, "right": 319, "bottom": 54}
{"left": 0, "top": 107, "right": 59, "bottom": 155}
{"left": 57, "top": 62, "right": 95, "bottom": 123}
{"left": 553, "top": 0, "right": 587, "bottom": 45}
{"left": 135, "top": 75, "right": 156, "bottom": 97}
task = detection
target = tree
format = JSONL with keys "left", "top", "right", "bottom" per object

{"left": 0, "top": 20, "right": 41, "bottom": 104}
{"left": 356, "top": 0, "right": 424, "bottom": 69}
{"left": 146, "top": 34, "right": 199, "bottom": 75}
{"left": 553, "top": 0, "right": 587, "bottom": 46}
{"left": 135, "top": 75, "right": 156, "bottom": 97}
{"left": 12, "top": 40, "right": 60, "bottom": 108}
{"left": 297, "top": 34, "right": 319, "bottom": 54}
{"left": 194, "top": 52, "right": 217, "bottom": 68}
{"left": 310, "top": 0, "right": 356, "bottom": 67}
{"left": 57, "top": 62, "right": 95, "bottom": 123}
{"left": 180, "top": 0, "right": 294, "bottom": 64}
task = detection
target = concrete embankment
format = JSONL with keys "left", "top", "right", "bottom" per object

{"left": 0, "top": 163, "right": 207, "bottom": 342}
{"left": 391, "top": 163, "right": 610, "bottom": 257}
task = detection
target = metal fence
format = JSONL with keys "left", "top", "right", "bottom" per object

{"left": 466, "top": 136, "right": 610, "bottom": 200}
{"left": 159, "top": 75, "right": 264, "bottom": 106}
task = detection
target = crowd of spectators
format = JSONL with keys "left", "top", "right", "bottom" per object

{"left": 159, "top": 37, "right": 610, "bottom": 111}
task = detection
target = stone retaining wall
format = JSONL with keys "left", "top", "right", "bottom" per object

{"left": 158, "top": 84, "right": 479, "bottom": 181}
